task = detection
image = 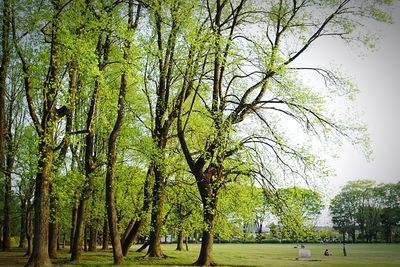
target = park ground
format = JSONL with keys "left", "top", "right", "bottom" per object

{"left": 0, "top": 243, "right": 399, "bottom": 267}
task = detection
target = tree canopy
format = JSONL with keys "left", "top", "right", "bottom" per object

{"left": 0, "top": 0, "right": 394, "bottom": 266}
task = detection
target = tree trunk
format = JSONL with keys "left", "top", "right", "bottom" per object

{"left": 121, "top": 219, "right": 135, "bottom": 246}
{"left": 49, "top": 184, "right": 58, "bottom": 259}
{"left": 102, "top": 218, "right": 108, "bottom": 250}
{"left": 84, "top": 225, "right": 88, "bottom": 252}
{"left": 69, "top": 202, "right": 77, "bottom": 253}
{"left": 70, "top": 198, "right": 88, "bottom": 261}
{"left": 146, "top": 170, "right": 166, "bottom": 258}
{"left": 194, "top": 228, "right": 215, "bottom": 266}
{"left": 122, "top": 219, "right": 145, "bottom": 256}
{"left": 193, "top": 200, "right": 216, "bottom": 266}
{"left": 19, "top": 0, "right": 66, "bottom": 265}
{"left": 25, "top": 203, "right": 33, "bottom": 256}
{"left": 3, "top": 97, "right": 14, "bottom": 252}
{"left": 105, "top": 68, "right": 128, "bottom": 265}
{"left": 56, "top": 227, "right": 61, "bottom": 251}
{"left": 89, "top": 224, "right": 97, "bottom": 251}
{"left": 3, "top": 171, "right": 12, "bottom": 251}
{"left": 106, "top": 162, "right": 124, "bottom": 264}
{"left": 19, "top": 200, "right": 27, "bottom": 248}
{"left": 121, "top": 168, "right": 152, "bottom": 256}
{"left": 25, "top": 150, "right": 54, "bottom": 267}
{"left": 48, "top": 220, "right": 58, "bottom": 258}
{"left": 136, "top": 239, "right": 149, "bottom": 252}
{"left": 176, "top": 231, "right": 184, "bottom": 251}
{"left": 0, "top": 0, "right": 11, "bottom": 248}
{"left": 70, "top": 69, "right": 100, "bottom": 262}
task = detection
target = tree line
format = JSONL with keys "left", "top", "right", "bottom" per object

{"left": 330, "top": 180, "right": 400, "bottom": 244}
{"left": 0, "top": 0, "right": 392, "bottom": 266}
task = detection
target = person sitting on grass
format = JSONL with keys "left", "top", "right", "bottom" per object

{"left": 324, "top": 249, "right": 331, "bottom": 256}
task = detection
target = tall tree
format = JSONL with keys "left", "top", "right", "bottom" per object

{"left": 0, "top": 0, "right": 12, "bottom": 252}
{"left": 13, "top": 0, "right": 78, "bottom": 265}
{"left": 177, "top": 0, "right": 392, "bottom": 265}
{"left": 105, "top": 0, "right": 140, "bottom": 264}
{"left": 70, "top": 2, "right": 113, "bottom": 260}
{"left": 146, "top": 0, "right": 182, "bottom": 257}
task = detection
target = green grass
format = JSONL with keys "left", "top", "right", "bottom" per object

{"left": 1, "top": 243, "right": 400, "bottom": 266}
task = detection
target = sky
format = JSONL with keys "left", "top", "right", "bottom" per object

{"left": 300, "top": 2, "right": 400, "bottom": 225}
{"left": 324, "top": 2, "right": 400, "bottom": 194}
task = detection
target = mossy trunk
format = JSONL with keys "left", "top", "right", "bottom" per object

{"left": 193, "top": 196, "right": 217, "bottom": 266}
{"left": 25, "top": 146, "right": 54, "bottom": 267}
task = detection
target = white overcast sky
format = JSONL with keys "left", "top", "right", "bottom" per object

{"left": 300, "top": 2, "right": 400, "bottom": 198}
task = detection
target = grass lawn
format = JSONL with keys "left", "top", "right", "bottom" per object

{"left": 1, "top": 243, "right": 399, "bottom": 266}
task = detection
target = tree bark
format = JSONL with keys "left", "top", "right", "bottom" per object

{"left": 102, "top": 217, "right": 108, "bottom": 250}
{"left": 1, "top": 0, "right": 11, "bottom": 252}
{"left": 106, "top": 135, "right": 124, "bottom": 265}
{"left": 25, "top": 148, "right": 54, "bottom": 267}
{"left": 70, "top": 197, "right": 89, "bottom": 260}
{"left": 19, "top": 200, "right": 27, "bottom": 248}
{"left": 89, "top": 224, "right": 97, "bottom": 252}
{"left": 48, "top": 184, "right": 58, "bottom": 259}
{"left": 84, "top": 225, "right": 88, "bottom": 252}
{"left": 48, "top": 220, "right": 58, "bottom": 258}
{"left": 69, "top": 201, "right": 77, "bottom": 253}
{"left": 146, "top": 168, "right": 166, "bottom": 258}
{"left": 176, "top": 231, "right": 184, "bottom": 251}
{"left": 122, "top": 219, "right": 145, "bottom": 256}
{"left": 105, "top": 63, "right": 128, "bottom": 266}
{"left": 193, "top": 191, "right": 217, "bottom": 266}
{"left": 25, "top": 202, "right": 33, "bottom": 256}
{"left": 57, "top": 226, "right": 61, "bottom": 251}
{"left": 2, "top": 160, "right": 12, "bottom": 251}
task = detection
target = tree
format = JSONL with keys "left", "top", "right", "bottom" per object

{"left": 330, "top": 180, "right": 400, "bottom": 243}
{"left": 13, "top": 0, "right": 78, "bottom": 265}
{"left": 135, "top": 0, "right": 206, "bottom": 258}
{"left": 379, "top": 183, "right": 400, "bottom": 243}
{"left": 266, "top": 187, "right": 323, "bottom": 242}
{"left": 1, "top": 0, "right": 393, "bottom": 266}
{"left": 105, "top": 0, "right": 140, "bottom": 264}
{"left": 70, "top": 1, "right": 115, "bottom": 261}
{"left": 0, "top": 0, "right": 12, "bottom": 252}
{"left": 330, "top": 191, "right": 357, "bottom": 243}
{"left": 176, "top": 0, "right": 391, "bottom": 265}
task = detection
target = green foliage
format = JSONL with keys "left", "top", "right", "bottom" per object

{"left": 1, "top": 1, "right": 396, "bottom": 264}
{"left": 266, "top": 187, "right": 324, "bottom": 241}
{"left": 330, "top": 180, "right": 400, "bottom": 243}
